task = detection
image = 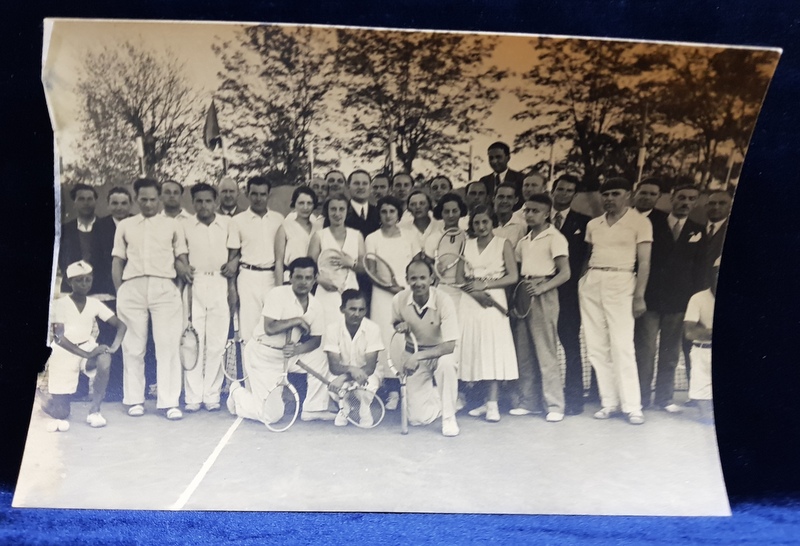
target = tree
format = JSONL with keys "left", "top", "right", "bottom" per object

{"left": 74, "top": 41, "right": 201, "bottom": 184}
{"left": 334, "top": 29, "right": 505, "bottom": 177}
{"left": 213, "top": 25, "right": 337, "bottom": 184}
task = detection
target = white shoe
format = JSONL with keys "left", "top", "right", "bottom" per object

{"left": 56, "top": 419, "right": 70, "bottom": 432}
{"left": 661, "top": 403, "right": 683, "bottom": 414}
{"left": 226, "top": 383, "right": 240, "bottom": 416}
{"left": 468, "top": 404, "right": 487, "bottom": 417}
{"left": 205, "top": 402, "right": 221, "bottom": 412}
{"left": 485, "top": 402, "right": 500, "bottom": 422}
{"left": 442, "top": 416, "right": 460, "bottom": 437}
{"left": 166, "top": 407, "right": 183, "bottom": 421}
{"left": 385, "top": 391, "right": 400, "bottom": 411}
{"left": 184, "top": 403, "right": 201, "bottom": 413}
{"left": 86, "top": 412, "right": 107, "bottom": 428}
{"left": 127, "top": 404, "right": 145, "bottom": 417}
{"left": 334, "top": 409, "right": 348, "bottom": 427}
{"left": 593, "top": 407, "right": 621, "bottom": 420}
{"left": 45, "top": 420, "right": 60, "bottom": 433}
{"left": 300, "top": 410, "right": 336, "bottom": 422}
{"left": 628, "top": 411, "right": 645, "bottom": 425}
{"left": 546, "top": 412, "right": 564, "bottom": 422}
{"left": 509, "top": 407, "right": 533, "bottom": 416}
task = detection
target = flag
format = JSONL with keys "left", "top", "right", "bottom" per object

{"left": 204, "top": 100, "right": 222, "bottom": 151}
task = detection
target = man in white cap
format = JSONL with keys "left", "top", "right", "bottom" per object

{"left": 42, "top": 260, "right": 127, "bottom": 431}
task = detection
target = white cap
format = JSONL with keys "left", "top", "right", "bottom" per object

{"left": 66, "top": 260, "right": 93, "bottom": 278}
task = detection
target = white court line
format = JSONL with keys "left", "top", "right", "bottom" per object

{"left": 168, "top": 416, "right": 243, "bottom": 511}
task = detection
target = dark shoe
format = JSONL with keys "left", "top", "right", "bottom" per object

{"left": 565, "top": 405, "right": 583, "bottom": 416}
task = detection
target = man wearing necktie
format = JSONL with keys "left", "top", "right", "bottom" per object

{"left": 478, "top": 141, "right": 526, "bottom": 199}
{"left": 634, "top": 183, "right": 706, "bottom": 413}
{"left": 702, "top": 189, "right": 732, "bottom": 287}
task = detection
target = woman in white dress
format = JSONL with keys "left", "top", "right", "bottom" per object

{"left": 459, "top": 204, "right": 519, "bottom": 422}
{"left": 308, "top": 195, "right": 365, "bottom": 326}
{"left": 275, "top": 186, "right": 322, "bottom": 284}
{"left": 424, "top": 193, "right": 469, "bottom": 308}
{"left": 365, "top": 196, "right": 421, "bottom": 407}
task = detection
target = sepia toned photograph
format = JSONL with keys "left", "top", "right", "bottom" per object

{"left": 14, "top": 18, "right": 780, "bottom": 515}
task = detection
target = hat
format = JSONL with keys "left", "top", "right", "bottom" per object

{"left": 66, "top": 260, "right": 93, "bottom": 279}
{"left": 599, "top": 177, "right": 633, "bottom": 193}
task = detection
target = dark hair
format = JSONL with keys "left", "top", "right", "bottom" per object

{"left": 430, "top": 176, "right": 453, "bottom": 190}
{"left": 636, "top": 177, "right": 663, "bottom": 193}
{"left": 707, "top": 187, "right": 734, "bottom": 199}
{"left": 162, "top": 179, "right": 184, "bottom": 194}
{"left": 347, "top": 169, "right": 371, "bottom": 185}
{"left": 341, "top": 289, "right": 367, "bottom": 307}
{"left": 321, "top": 193, "right": 350, "bottom": 224}
{"left": 246, "top": 176, "right": 271, "bottom": 193}
{"left": 554, "top": 174, "right": 580, "bottom": 191}
{"left": 494, "top": 182, "right": 517, "bottom": 198}
{"left": 433, "top": 192, "right": 467, "bottom": 220}
{"left": 376, "top": 195, "right": 404, "bottom": 217}
{"left": 407, "top": 190, "right": 433, "bottom": 211}
{"left": 600, "top": 177, "right": 633, "bottom": 193}
{"left": 672, "top": 183, "right": 700, "bottom": 195}
{"left": 191, "top": 182, "right": 218, "bottom": 199}
{"left": 325, "top": 170, "right": 345, "bottom": 181}
{"left": 406, "top": 257, "right": 434, "bottom": 276}
{"left": 133, "top": 178, "right": 160, "bottom": 196}
{"left": 291, "top": 185, "right": 319, "bottom": 208}
{"left": 465, "top": 180, "right": 488, "bottom": 195}
{"left": 107, "top": 186, "right": 131, "bottom": 202}
{"left": 467, "top": 204, "right": 499, "bottom": 236}
{"left": 487, "top": 141, "right": 511, "bottom": 156}
{"left": 525, "top": 192, "right": 553, "bottom": 209}
{"left": 391, "top": 172, "right": 412, "bottom": 186}
{"left": 69, "top": 183, "right": 98, "bottom": 201}
{"left": 288, "top": 256, "right": 318, "bottom": 276}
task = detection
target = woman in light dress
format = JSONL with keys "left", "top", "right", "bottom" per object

{"left": 459, "top": 204, "right": 519, "bottom": 422}
{"left": 308, "top": 195, "right": 365, "bottom": 326}
{"left": 423, "top": 193, "right": 468, "bottom": 308}
{"left": 275, "top": 186, "right": 322, "bottom": 284}
{"left": 364, "top": 196, "right": 421, "bottom": 408}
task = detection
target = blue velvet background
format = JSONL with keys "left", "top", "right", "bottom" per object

{"left": 3, "top": 0, "right": 800, "bottom": 543}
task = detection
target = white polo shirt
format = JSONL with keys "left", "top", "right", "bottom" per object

{"left": 159, "top": 209, "right": 194, "bottom": 222}
{"left": 684, "top": 289, "right": 715, "bottom": 331}
{"left": 50, "top": 296, "right": 114, "bottom": 345}
{"left": 227, "top": 208, "right": 285, "bottom": 268}
{"left": 585, "top": 208, "right": 652, "bottom": 271}
{"left": 323, "top": 317, "right": 384, "bottom": 369}
{"left": 494, "top": 218, "right": 528, "bottom": 249}
{"left": 252, "top": 285, "right": 324, "bottom": 345}
{"left": 515, "top": 225, "right": 569, "bottom": 277}
{"left": 112, "top": 214, "right": 188, "bottom": 281}
{"left": 184, "top": 214, "right": 230, "bottom": 274}
{"left": 391, "top": 287, "right": 459, "bottom": 347}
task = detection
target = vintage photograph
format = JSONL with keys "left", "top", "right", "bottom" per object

{"left": 14, "top": 18, "right": 779, "bottom": 515}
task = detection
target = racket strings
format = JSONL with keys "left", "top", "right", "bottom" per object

{"left": 341, "top": 388, "right": 384, "bottom": 428}
{"left": 263, "top": 380, "right": 300, "bottom": 432}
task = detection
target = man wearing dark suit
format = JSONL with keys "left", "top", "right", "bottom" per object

{"left": 92, "top": 187, "right": 133, "bottom": 296}
{"left": 59, "top": 184, "right": 101, "bottom": 294}
{"left": 478, "top": 141, "right": 526, "bottom": 199}
{"left": 345, "top": 170, "right": 381, "bottom": 237}
{"left": 551, "top": 175, "right": 592, "bottom": 414}
{"left": 703, "top": 189, "right": 732, "bottom": 285}
{"left": 635, "top": 184, "right": 707, "bottom": 411}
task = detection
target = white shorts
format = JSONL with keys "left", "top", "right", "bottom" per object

{"left": 47, "top": 340, "right": 98, "bottom": 395}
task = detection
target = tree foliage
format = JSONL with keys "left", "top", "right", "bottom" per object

{"left": 334, "top": 29, "right": 505, "bottom": 177}
{"left": 74, "top": 41, "right": 200, "bottom": 184}
{"left": 214, "top": 25, "right": 336, "bottom": 184}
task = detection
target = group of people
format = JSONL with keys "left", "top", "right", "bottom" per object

{"left": 44, "top": 142, "right": 727, "bottom": 436}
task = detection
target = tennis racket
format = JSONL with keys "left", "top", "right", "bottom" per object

{"left": 293, "top": 359, "right": 385, "bottom": 429}
{"left": 386, "top": 330, "right": 419, "bottom": 435}
{"left": 180, "top": 284, "right": 200, "bottom": 371}
{"left": 432, "top": 228, "right": 467, "bottom": 285}
{"left": 510, "top": 280, "right": 533, "bottom": 319}
{"left": 261, "top": 328, "right": 301, "bottom": 432}
{"left": 223, "top": 313, "right": 246, "bottom": 383}
{"left": 435, "top": 253, "right": 509, "bottom": 315}
{"left": 363, "top": 252, "right": 401, "bottom": 290}
{"left": 317, "top": 248, "right": 350, "bottom": 293}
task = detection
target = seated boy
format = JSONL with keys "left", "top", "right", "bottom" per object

{"left": 43, "top": 260, "right": 127, "bottom": 430}
{"left": 324, "top": 289, "right": 384, "bottom": 427}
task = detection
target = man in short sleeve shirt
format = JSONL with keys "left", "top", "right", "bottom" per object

{"left": 225, "top": 176, "right": 285, "bottom": 341}
{"left": 228, "top": 257, "right": 333, "bottom": 424}
{"left": 391, "top": 259, "right": 460, "bottom": 436}
{"left": 579, "top": 177, "right": 652, "bottom": 425}
{"left": 112, "top": 178, "right": 190, "bottom": 420}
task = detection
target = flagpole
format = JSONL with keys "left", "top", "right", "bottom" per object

{"left": 308, "top": 140, "right": 315, "bottom": 180}
{"left": 467, "top": 143, "right": 473, "bottom": 182}
{"left": 135, "top": 136, "right": 146, "bottom": 176}
{"left": 724, "top": 149, "right": 736, "bottom": 190}
{"left": 221, "top": 139, "right": 228, "bottom": 175}
{"left": 548, "top": 140, "right": 555, "bottom": 189}
{"left": 636, "top": 102, "right": 648, "bottom": 185}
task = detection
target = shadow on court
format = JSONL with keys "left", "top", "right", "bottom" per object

{"left": 14, "top": 391, "right": 729, "bottom": 516}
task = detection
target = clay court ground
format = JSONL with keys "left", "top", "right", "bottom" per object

{"left": 13, "top": 385, "right": 729, "bottom": 516}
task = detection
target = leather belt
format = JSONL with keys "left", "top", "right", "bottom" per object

{"left": 589, "top": 266, "right": 634, "bottom": 273}
{"left": 240, "top": 263, "right": 275, "bottom": 272}
{"left": 692, "top": 341, "right": 712, "bottom": 349}
{"left": 523, "top": 275, "right": 555, "bottom": 280}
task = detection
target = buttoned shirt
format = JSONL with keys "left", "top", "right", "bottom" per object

{"left": 515, "top": 224, "right": 569, "bottom": 277}
{"left": 684, "top": 289, "right": 715, "bottom": 331}
{"left": 159, "top": 209, "right": 194, "bottom": 222}
{"left": 391, "top": 287, "right": 458, "bottom": 347}
{"left": 227, "top": 208, "right": 284, "bottom": 268}
{"left": 350, "top": 200, "right": 369, "bottom": 220}
{"left": 585, "top": 208, "right": 653, "bottom": 271}
{"left": 252, "top": 285, "right": 324, "bottom": 345}
{"left": 184, "top": 214, "right": 230, "bottom": 274}
{"left": 323, "top": 317, "right": 384, "bottom": 369}
{"left": 112, "top": 214, "right": 188, "bottom": 281}
{"left": 50, "top": 295, "right": 114, "bottom": 345}
{"left": 667, "top": 213, "right": 686, "bottom": 238}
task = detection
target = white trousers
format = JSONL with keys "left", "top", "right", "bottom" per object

{"left": 578, "top": 270, "right": 642, "bottom": 414}
{"left": 117, "top": 276, "right": 183, "bottom": 409}
{"left": 237, "top": 268, "right": 276, "bottom": 342}
{"left": 232, "top": 340, "right": 331, "bottom": 422}
{"left": 183, "top": 275, "right": 231, "bottom": 406}
{"left": 406, "top": 353, "right": 458, "bottom": 426}
{"left": 688, "top": 346, "right": 712, "bottom": 400}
